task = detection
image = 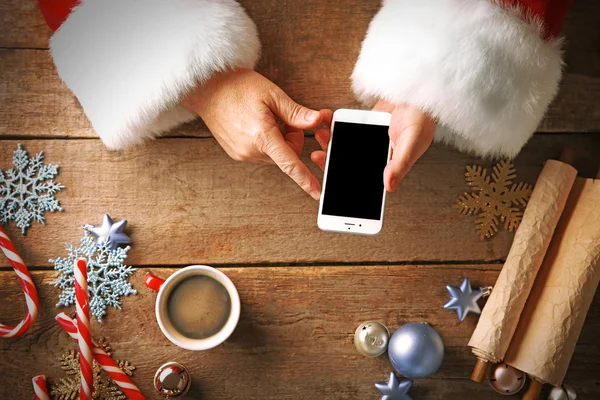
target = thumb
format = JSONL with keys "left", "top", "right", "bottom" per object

{"left": 269, "top": 89, "right": 322, "bottom": 129}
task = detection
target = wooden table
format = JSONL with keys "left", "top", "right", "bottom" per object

{"left": 1, "top": 1, "right": 599, "bottom": 399}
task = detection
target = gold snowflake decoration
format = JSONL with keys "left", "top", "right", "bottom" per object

{"left": 49, "top": 338, "right": 136, "bottom": 400}
{"left": 454, "top": 160, "right": 533, "bottom": 240}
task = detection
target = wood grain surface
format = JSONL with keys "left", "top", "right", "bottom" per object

{"left": 1, "top": 266, "right": 598, "bottom": 399}
{"left": 1, "top": 0, "right": 600, "bottom": 399}
{"left": 1, "top": 135, "right": 599, "bottom": 268}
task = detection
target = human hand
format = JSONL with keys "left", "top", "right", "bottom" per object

{"left": 311, "top": 101, "right": 436, "bottom": 192}
{"left": 182, "top": 68, "right": 328, "bottom": 200}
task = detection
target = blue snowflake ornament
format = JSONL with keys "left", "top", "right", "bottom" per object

{"left": 51, "top": 232, "right": 137, "bottom": 322}
{"left": 0, "top": 144, "right": 64, "bottom": 235}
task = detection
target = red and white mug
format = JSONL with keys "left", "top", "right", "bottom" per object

{"left": 144, "top": 265, "right": 240, "bottom": 351}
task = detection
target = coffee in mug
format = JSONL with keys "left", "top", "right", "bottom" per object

{"left": 145, "top": 265, "right": 241, "bottom": 351}
{"left": 166, "top": 275, "right": 231, "bottom": 340}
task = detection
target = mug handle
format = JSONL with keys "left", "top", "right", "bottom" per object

{"left": 144, "top": 273, "right": 165, "bottom": 292}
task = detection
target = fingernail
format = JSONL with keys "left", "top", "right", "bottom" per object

{"left": 305, "top": 110, "right": 320, "bottom": 122}
{"left": 390, "top": 177, "right": 398, "bottom": 192}
{"left": 309, "top": 186, "right": 321, "bottom": 201}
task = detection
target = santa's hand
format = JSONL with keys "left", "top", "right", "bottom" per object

{"left": 182, "top": 69, "right": 328, "bottom": 201}
{"left": 374, "top": 100, "right": 436, "bottom": 192}
{"left": 311, "top": 101, "right": 435, "bottom": 192}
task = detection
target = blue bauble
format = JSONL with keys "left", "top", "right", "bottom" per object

{"left": 388, "top": 322, "right": 444, "bottom": 379}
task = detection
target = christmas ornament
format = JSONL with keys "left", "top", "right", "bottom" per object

{"left": 84, "top": 214, "right": 132, "bottom": 250}
{"left": 0, "top": 144, "right": 64, "bottom": 235}
{"left": 0, "top": 226, "right": 39, "bottom": 338}
{"left": 154, "top": 362, "right": 191, "bottom": 398}
{"left": 375, "top": 372, "right": 413, "bottom": 400}
{"left": 388, "top": 322, "right": 444, "bottom": 379}
{"left": 51, "top": 232, "right": 137, "bottom": 322}
{"left": 548, "top": 384, "right": 577, "bottom": 400}
{"left": 49, "top": 339, "right": 137, "bottom": 400}
{"left": 488, "top": 363, "right": 526, "bottom": 395}
{"left": 454, "top": 160, "right": 532, "bottom": 240}
{"left": 354, "top": 321, "right": 390, "bottom": 357}
{"left": 55, "top": 313, "right": 146, "bottom": 400}
{"left": 443, "top": 278, "right": 490, "bottom": 321}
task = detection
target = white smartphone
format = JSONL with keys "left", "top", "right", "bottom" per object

{"left": 317, "top": 109, "right": 392, "bottom": 235}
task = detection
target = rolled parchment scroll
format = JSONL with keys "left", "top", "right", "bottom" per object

{"left": 468, "top": 160, "right": 578, "bottom": 378}
{"left": 504, "top": 177, "right": 600, "bottom": 386}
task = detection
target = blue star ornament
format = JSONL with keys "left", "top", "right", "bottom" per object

{"left": 84, "top": 214, "right": 132, "bottom": 250}
{"left": 444, "top": 278, "right": 484, "bottom": 321}
{"left": 375, "top": 372, "right": 413, "bottom": 400}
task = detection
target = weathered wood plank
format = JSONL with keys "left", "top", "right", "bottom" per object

{"left": 0, "top": 0, "right": 49, "bottom": 49}
{"left": 1, "top": 0, "right": 599, "bottom": 138}
{"left": 1, "top": 265, "right": 598, "bottom": 399}
{"left": 0, "top": 135, "right": 599, "bottom": 268}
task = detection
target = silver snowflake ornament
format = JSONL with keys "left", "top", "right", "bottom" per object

{"left": 84, "top": 214, "right": 132, "bottom": 250}
{"left": 0, "top": 144, "right": 64, "bottom": 235}
{"left": 444, "top": 278, "right": 485, "bottom": 321}
{"left": 375, "top": 372, "right": 413, "bottom": 400}
{"left": 50, "top": 232, "right": 137, "bottom": 322}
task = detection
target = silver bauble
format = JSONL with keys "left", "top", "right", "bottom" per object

{"left": 154, "top": 362, "right": 191, "bottom": 398}
{"left": 548, "top": 384, "right": 577, "bottom": 400}
{"left": 354, "top": 321, "right": 390, "bottom": 357}
{"left": 488, "top": 363, "right": 526, "bottom": 395}
{"left": 388, "top": 322, "right": 444, "bottom": 379}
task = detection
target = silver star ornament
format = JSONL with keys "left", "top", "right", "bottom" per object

{"left": 375, "top": 372, "right": 413, "bottom": 400}
{"left": 444, "top": 278, "right": 485, "bottom": 321}
{"left": 84, "top": 214, "right": 132, "bottom": 250}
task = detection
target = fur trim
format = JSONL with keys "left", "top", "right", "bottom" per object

{"left": 351, "top": 0, "right": 563, "bottom": 158}
{"left": 50, "top": 0, "right": 261, "bottom": 150}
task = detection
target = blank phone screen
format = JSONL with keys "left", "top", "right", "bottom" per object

{"left": 322, "top": 121, "right": 390, "bottom": 220}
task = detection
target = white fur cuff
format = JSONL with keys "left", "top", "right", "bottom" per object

{"left": 351, "top": 0, "right": 563, "bottom": 158}
{"left": 51, "top": 0, "right": 261, "bottom": 149}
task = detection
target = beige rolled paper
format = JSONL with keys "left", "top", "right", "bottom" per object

{"left": 468, "top": 160, "right": 577, "bottom": 364}
{"left": 504, "top": 177, "right": 600, "bottom": 386}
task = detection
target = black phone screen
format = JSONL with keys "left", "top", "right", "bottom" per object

{"left": 321, "top": 121, "right": 390, "bottom": 220}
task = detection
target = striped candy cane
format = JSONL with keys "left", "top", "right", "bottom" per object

{"left": 55, "top": 313, "right": 146, "bottom": 400}
{"left": 0, "top": 225, "right": 39, "bottom": 338}
{"left": 32, "top": 375, "right": 50, "bottom": 400}
{"left": 75, "top": 257, "right": 93, "bottom": 400}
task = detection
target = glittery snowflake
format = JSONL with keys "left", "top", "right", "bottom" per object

{"left": 50, "top": 339, "right": 135, "bottom": 400}
{"left": 454, "top": 160, "right": 532, "bottom": 240}
{"left": 0, "top": 144, "right": 65, "bottom": 235}
{"left": 51, "top": 232, "right": 137, "bottom": 322}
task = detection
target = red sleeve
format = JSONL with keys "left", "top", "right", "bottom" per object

{"left": 38, "top": 0, "right": 79, "bottom": 32}
{"left": 501, "top": 0, "right": 575, "bottom": 38}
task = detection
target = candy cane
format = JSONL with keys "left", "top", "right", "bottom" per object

{"left": 32, "top": 375, "right": 50, "bottom": 400}
{"left": 75, "top": 258, "right": 93, "bottom": 400}
{"left": 0, "top": 226, "right": 39, "bottom": 338}
{"left": 55, "top": 313, "right": 146, "bottom": 400}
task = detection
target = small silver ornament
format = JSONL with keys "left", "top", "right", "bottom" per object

{"left": 444, "top": 278, "right": 488, "bottom": 321}
{"left": 354, "top": 321, "right": 390, "bottom": 357}
{"left": 154, "top": 362, "right": 191, "bottom": 398}
{"left": 375, "top": 372, "right": 413, "bottom": 400}
{"left": 388, "top": 322, "right": 444, "bottom": 379}
{"left": 548, "top": 384, "right": 577, "bottom": 400}
{"left": 83, "top": 214, "right": 132, "bottom": 249}
{"left": 488, "top": 362, "right": 526, "bottom": 395}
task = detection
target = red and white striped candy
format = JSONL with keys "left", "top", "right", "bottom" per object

{"left": 75, "top": 257, "right": 93, "bottom": 400}
{"left": 32, "top": 375, "right": 50, "bottom": 400}
{"left": 0, "top": 225, "right": 39, "bottom": 338}
{"left": 55, "top": 313, "right": 146, "bottom": 400}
